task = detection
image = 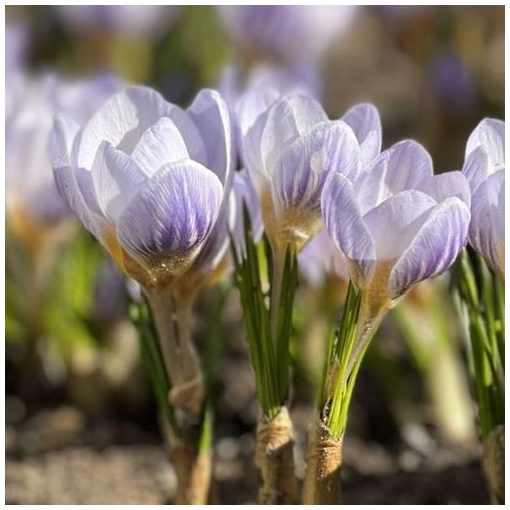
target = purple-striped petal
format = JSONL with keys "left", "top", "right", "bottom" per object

{"left": 116, "top": 160, "right": 223, "bottom": 264}
{"left": 321, "top": 172, "right": 375, "bottom": 278}
{"left": 272, "top": 120, "right": 359, "bottom": 215}
{"left": 342, "top": 103, "right": 382, "bottom": 167}
{"left": 363, "top": 190, "right": 437, "bottom": 260}
{"left": 355, "top": 139, "right": 434, "bottom": 213}
{"left": 470, "top": 169, "right": 505, "bottom": 275}
{"left": 260, "top": 94, "right": 327, "bottom": 172}
{"left": 389, "top": 197, "right": 470, "bottom": 297}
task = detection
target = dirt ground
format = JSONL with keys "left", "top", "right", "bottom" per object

{"left": 6, "top": 405, "right": 489, "bottom": 505}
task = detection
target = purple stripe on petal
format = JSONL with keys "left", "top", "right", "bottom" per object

{"left": 321, "top": 172, "right": 375, "bottom": 278}
{"left": 389, "top": 197, "right": 470, "bottom": 298}
{"left": 116, "top": 160, "right": 223, "bottom": 263}
{"left": 260, "top": 94, "right": 327, "bottom": 173}
{"left": 273, "top": 120, "right": 359, "bottom": 215}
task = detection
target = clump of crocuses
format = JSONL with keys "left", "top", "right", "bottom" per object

{"left": 50, "top": 77, "right": 501, "bottom": 505}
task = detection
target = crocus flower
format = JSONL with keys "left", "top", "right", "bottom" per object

{"left": 52, "top": 85, "right": 233, "bottom": 420}
{"left": 322, "top": 140, "right": 471, "bottom": 312}
{"left": 462, "top": 118, "right": 505, "bottom": 276}
{"left": 6, "top": 73, "right": 120, "bottom": 230}
{"left": 218, "top": 6, "right": 358, "bottom": 65}
{"left": 51, "top": 85, "right": 234, "bottom": 292}
{"left": 56, "top": 5, "right": 181, "bottom": 39}
{"left": 239, "top": 92, "right": 360, "bottom": 250}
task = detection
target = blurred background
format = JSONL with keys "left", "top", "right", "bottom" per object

{"left": 5, "top": 5, "right": 504, "bottom": 504}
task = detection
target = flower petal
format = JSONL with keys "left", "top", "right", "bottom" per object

{"left": 389, "top": 197, "right": 470, "bottom": 297}
{"left": 417, "top": 170, "right": 471, "bottom": 208}
{"left": 92, "top": 142, "right": 147, "bottom": 222}
{"left": 470, "top": 169, "right": 505, "bottom": 274}
{"left": 116, "top": 159, "right": 223, "bottom": 263}
{"left": 465, "top": 118, "right": 505, "bottom": 172}
{"left": 260, "top": 94, "right": 327, "bottom": 173}
{"left": 187, "top": 89, "right": 233, "bottom": 185}
{"left": 355, "top": 139, "right": 434, "bottom": 213}
{"left": 130, "top": 117, "right": 189, "bottom": 176}
{"left": 52, "top": 115, "right": 103, "bottom": 236}
{"left": 321, "top": 172, "right": 375, "bottom": 277}
{"left": 77, "top": 86, "right": 171, "bottom": 167}
{"left": 51, "top": 114, "right": 80, "bottom": 169}
{"left": 236, "top": 85, "right": 281, "bottom": 138}
{"left": 273, "top": 120, "right": 359, "bottom": 215}
{"left": 53, "top": 165, "right": 100, "bottom": 237}
{"left": 363, "top": 190, "right": 437, "bottom": 260}
{"left": 462, "top": 145, "right": 489, "bottom": 194}
{"left": 342, "top": 103, "right": 382, "bottom": 167}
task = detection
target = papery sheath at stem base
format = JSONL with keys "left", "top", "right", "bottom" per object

{"left": 171, "top": 438, "right": 212, "bottom": 505}
{"left": 255, "top": 406, "right": 296, "bottom": 504}
{"left": 482, "top": 425, "right": 505, "bottom": 504}
{"left": 302, "top": 417, "right": 343, "bottom": 505}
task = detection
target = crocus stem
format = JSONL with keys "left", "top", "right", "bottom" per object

{"left": 255, "top": 406, "right": 296, "bottom": 504}
{"left": 147, "top": 287, "right": 204, "bottom": 423}
{"left": 168, "top": 404, "right": 213, "bottom": 505}
{"left": 304, "top": 288, "right": 388, "bottom": 504}
{"left": 302, "top": 418, "right": 343, "bottom": 505}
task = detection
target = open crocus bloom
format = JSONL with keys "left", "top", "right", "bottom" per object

{"left": 462, "top": 118, "right": 505, "bottom": 276}
{"left": 322, "top": 140, "right": 471, "bottom": 311}
{"left": 240, "top": 92, "right": 360, "bottom": 249}
{"left": 52, "top": 85, "right": 233, "bottom": 291}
